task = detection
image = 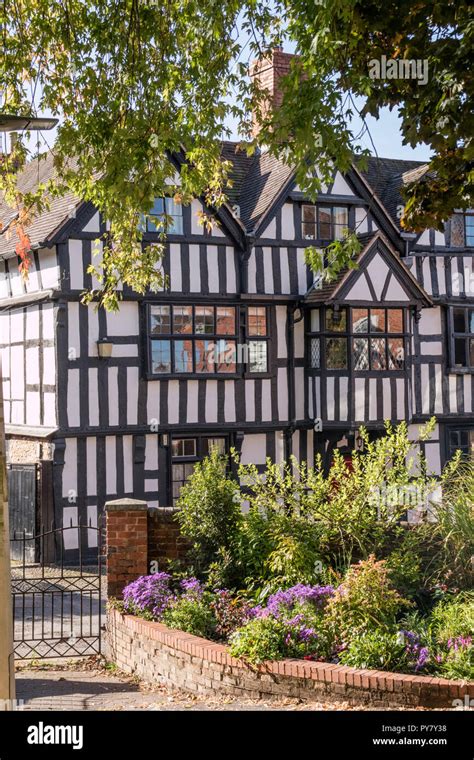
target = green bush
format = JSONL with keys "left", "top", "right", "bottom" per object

{"left": 229, "top": 617, "right": 288, "bottom": 664}
{"left": 424, "top": 459, "right": 474, "bottom": 590}
{"left": 438, "top": 645, "right": 474, "bottom": 681}
{"left": 384, "top": 529, "right": 424, "bottom": 598}
{"left": 429, "top": 593, "right": 474, "bottom": 644}
{"left": 339, "top": 631, "right": 408, "bottom": 672}
{"left": 175, "top": 447, "right": 243, "bottom": 584}
{"left": 326, "top": 555, "right": 411, "bottom": 642}
{"left": 162, "top": 596, "right": 216, "bottom": 638}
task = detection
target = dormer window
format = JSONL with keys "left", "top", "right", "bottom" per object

{"left": 146, "top": 197, "right": 183, "bottom": 234}
{"left": 302, "top": 205, "right": 349, "bottom": 241}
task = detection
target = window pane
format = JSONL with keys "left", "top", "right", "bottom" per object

{"left": 173, "top": 305, "right": 193, "bottom": 334}
{"left": 150, "top": 305, "right": 170, "bottom": 334}
{"left": 216, "top": 307, "right": 235, "bottom": 335}
{"left": 248, "top": 307, "right": 267, "bottom": 336}
{"left": 203, "top": 438, "right": 226, "bottom": 456}
{"left": 318, "top": 208, "right": 332, "bottom": 239}
{"left": 303, "top": 205, "right": 316, "bottom": 223}
{"left": 174, "top": 339, "right": 193, "bottom": 373}
{"left": 369, "top": 309, "right": 386, "bottom": 333}
{"left": 449, "top": 431, "right": 459, "bottom": 448}
{"left": 172, "top": 438, "right": 197, "bottom": 458}
{"left": 333, "top": 207, "right": 348, "bottom": 226}
{"left": 451, "top": 215, "right": 465, "bottom": 247}
{"left": 310, "top": 337, "right": 320, "bottom": 369}
{"left": 326, "top": 307, "right": 346, "bottom": 332}
{"left": 195, "top": 339, "right": 215, "bottom": 372}
{"left": 325, "top": 338, "right": 348, "bottom": 369}
{"left": 216, "top": 339, "right": 236, "bottom": 373}
{"left": 388, "top": 338, "right": 405, "bottom": 369}
{"left": 352, "top": 308, "right": 369, "bottom": 333}
{"left": 302, "top": 205, "right": 317, "bottom": 239}
{"left": 387, "top": 309, "right": 403, "bottom": 333}
{"left": 454, "top": 338, "right": 467, "bottom": 366}
{"left": 453, "top": 308, "right": 466, "bottom": 333}
{"left": 249, "top": 341, "right": 267, "bottom": 373}
{"left": 333, "top": 207, "right": 348, "bottom": 240}
{"left": 466, "top": 215, "right": 474, "bottom": 246}
{"left": 147, "top": 197, "right": 165, "bottom": 232}
{"left": 310, "top": 309, "right": 320, "bottom": 332}
{"left": 151, "top": 339, "right": 171, "bottom": 373}
{"left": 165, "top": 197, "right": 183, "bottom": 234}
{"left": 470, "top": 338, "right": 474, "bottom": 367}
{"left": 370, "top": 338, "right": 387, "bottom": 370}
{"left": 172, "top": 462, "right": 195, "bottom": 503}
{"left": 469, "top": 310, "right": 474, "bottom": 333}
{"left": 353, "top": 338, "right": 369, "bottom": 370}
{"left": 195, "top": 306, "right": 214, "bottom": 334}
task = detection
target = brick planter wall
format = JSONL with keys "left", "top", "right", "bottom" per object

{"left": 107, "top": 608, "right": 473, "bottom": 708}
{"left": 106, "top": 500, "right": 189, "bottom": 598}
{"left": 148, "top": 507, "right": 189, "bottom": 568}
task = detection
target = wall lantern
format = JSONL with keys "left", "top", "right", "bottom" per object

{"left": 97, "top": 338, "right": 113, "bottom": 359}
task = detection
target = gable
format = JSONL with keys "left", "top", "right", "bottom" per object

{"left": 332, "top": 235, "right": 431, "bottom": 307}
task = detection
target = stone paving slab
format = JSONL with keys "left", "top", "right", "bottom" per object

{"left": 15, "top": 663, "right": 429, "bottom": 711}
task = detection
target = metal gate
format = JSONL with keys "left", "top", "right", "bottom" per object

{"left": 8, "top": 464, "right": 37, "bottom": 562}
{"left": 10, "top": 522, "right": 103, "bottom": 659}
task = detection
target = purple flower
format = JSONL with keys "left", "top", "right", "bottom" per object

{"left": 180, "top": 577, "right": 203, "bottom": 597}
{"left": 447, "top": 636, "right": 472, "bottom": 651}
{"left": 123, "top": 573, "right": 172, "bottom": 619}
{"left": 297, "top": 626, "right": 318, "bottom": 643}
{"left": 262, "top": 584, "right": 335, "bottom": 618}
{"left": 415, "top": 647, "right": 429, "bottom": 672}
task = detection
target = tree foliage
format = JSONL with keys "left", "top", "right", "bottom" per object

{"left": 0, "top": 1, "right": 472, "bottom": 307}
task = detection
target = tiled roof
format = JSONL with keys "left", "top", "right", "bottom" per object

{"left": 0, "top": 143, "right": 431, "bottom": 257}
{"left": 0, "top": 151, "right": 80, "bottom": 256}
{"left": 359, "top": 156, "right": 428, "bottom": 229}
{"left": 237, "top": 149, "right": 294, "bottom": 231}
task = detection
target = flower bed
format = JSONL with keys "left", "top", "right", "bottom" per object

{"left": 106, "top": 607, "right": 474, "bottom": 708}
{"left": 115, "top": 561, "right": 474, "bottom": 682}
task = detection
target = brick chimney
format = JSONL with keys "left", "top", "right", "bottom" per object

{"left": 249, "top": 47, "right": 296, "bottom": 139}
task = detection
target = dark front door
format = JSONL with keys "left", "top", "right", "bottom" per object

{"left": 8, "top": 464, "right": 38, "bottom": 562}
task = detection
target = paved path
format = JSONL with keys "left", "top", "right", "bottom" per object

{"left": 14, "top": 663, "right": 409, "bottom": 711}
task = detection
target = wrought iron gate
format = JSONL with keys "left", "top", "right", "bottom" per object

{"left": 10, "top": 522, "right": 103, "bottom": 659}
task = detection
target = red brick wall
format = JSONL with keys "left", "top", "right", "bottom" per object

{"left": 106, "top": 501, "right": 190, "bottom": 597}
{"left": 107, "top": 609, "right": 473, "bottom": 708}
{"left": 147, "top": 508, "right": 189, "bottom": 569}
{"left": 106, "top": 501, "right": 149, "bottom": 597}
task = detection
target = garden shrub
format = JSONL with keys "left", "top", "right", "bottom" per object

{"left": 229, "top": 616, "right": 289, "bottom": 663}
{"left": 175, "top": 447, "right": 243, "bottom": 584}
{"left": 228, "top": 583, "right": 336, "bottom": 664}
{"left": 326, "top": 555, "right": 411, "bottom": 642}
{"left": 426, "top": 460, "right": 474, "bottom": 591}
{"left": 209, "top": 589, "right": 255, "bottom": 640}
{"left": 162, "top": 596, "right": 216, "bottom": 638}
{"left": 162, "top": 577, "right": 217, "bottom": 637}
{"left": 429, "top": 593, "right": 474, "bottom": 643}
{"left": 339, "top": 631, "right": 408, "bottom": 672}
{"left": 438, "top": 639, "right": 473, "bottom": 680}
